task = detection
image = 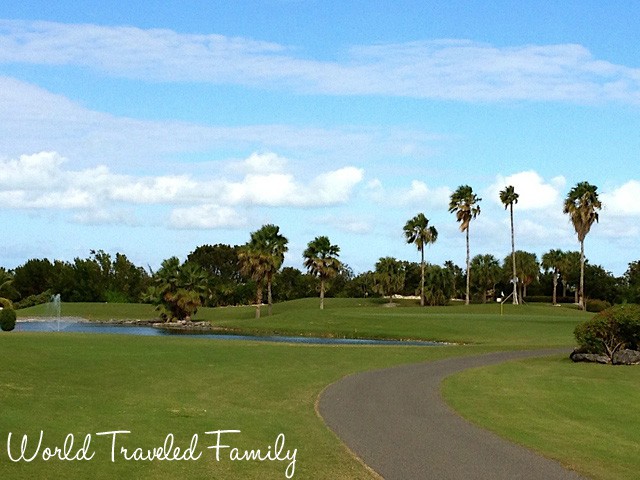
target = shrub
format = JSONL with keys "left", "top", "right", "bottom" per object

{"left": 13, "top": 290, "right": 52, "bottom": 309}
{"left": 0, "top": 307, "right": 17, "bottom": 332}
{"left": 0, "top": 297, "right": 13, "bottom": 309}
{"left": 574, "top": 304, "right": 640, "bottom": 360}
{"left": 585, "top": 299, "right": 612, "bottom": 313}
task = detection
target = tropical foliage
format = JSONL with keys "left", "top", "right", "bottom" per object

{"left": 500, "top": 185, "right": 519, "bottom": 304}
{"left": 541, "top": 249, "right": 564, "bottom": 305}
{"left": 239, "top": 225, "right": 289, "bottom": 318}
{"left": 563, "top": 181, "right": 602, "bottom": 310}
{"left": 449, "top": 185, "right": 481, "bottom": 305}
{"left": 303, "top": 236, "right": 341, "bottom": 310}
{"left": 373, "top": 257, "right": 406, "bottom": 303}
{"left": 574, "top": 304, "right": 640, "bottom": 361}
{"left": 470, "top": 254, "right": 501, "bottom": 303}
{"left": 403, "top": 213, "right": 438, "bottom": 307}
{"left": 145, "top": 257, "right": 210, "bottom": 322}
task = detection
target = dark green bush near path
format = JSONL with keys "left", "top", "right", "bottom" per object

{"left": 574, "top": 304, "right": 640, "bottom": 360}
{"left": 0, "top": 307, "right": 17, "bottom": 331}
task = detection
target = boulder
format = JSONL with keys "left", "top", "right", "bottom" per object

{"left": 612, "top": 349, "right": 640, "bottom": 365}
{"left": 570, "top": 350, "right": 609, "bottom": 364}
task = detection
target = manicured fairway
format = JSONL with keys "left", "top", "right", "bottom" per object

{"left": 0, "top": 332, "right": 493, "bottom": 479}
{"left": 442, "top": 355, "right": 640, "bottom": 480}
{"left": 18, "top": 299, "right": 592, "bottom": 347}
{"left": 8, "top": 299, "right": 612, "bottom": 479}
{"left": 200, "top": 299, "right": 591, "bottom": 347}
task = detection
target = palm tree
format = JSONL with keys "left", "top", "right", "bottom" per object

{"left": 248, "top": 224, "right": 288, "bottom": 316}
{"left": 403, "top": 213, "right": 438, "bottom": 307}
{"left": 557, "top": 250, "right": 581, "bottom": 299}
{"left": 499, "top": 185, "right": 520, "bottom": 304}
{"left": 448, "top": 185, "right": 481, "bottom": 305}
{"left": 238, "top": 245, "right": 271, "bottom": 319}
{"left": 0, "top": 268, "right": 14, "bottom": 299}
{"left": 542, "top": 249, "right": 564, "bottom": 305}
{"left": 563, "top": 182, "right": 602, "bottom": 310}
{"left": 503, "top": 251, "right": 539, "bottom": 300}
{"left": 303, "top": 236, "right": 341, "bottom": 310}
{"left": 470, "top": 254, "right": 501, "bottom": 303}
{"left": 374, "top": 257, "right": 406, "bottom": 303}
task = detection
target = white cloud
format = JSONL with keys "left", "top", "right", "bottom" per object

{"left": 110, "top": 175, "right": 200, "bottom": 204}
{"left": 311, "top": 167, "right": 364, "bottom": 205}
{"left": 488, "top": 171, "right": 566, "bottom": 210}
{"left": 169, "top": 205, "right": 246, "bottom": 229}
{"left": 0, "top": 151, "right": 364, "bottom": 227}
{"left": 0, "top": 76, "right": 439, "bottom": 170}
{"left": 601, "top": 180, "right": 640, "bottom": 215}
{"left": 233, "top": 152, "right": 289, "bottom": 174}
{"left": 2, "top": 21, "right": 640, "bottom": 103}
{"left": 367, "top": 178, "right": 450, "bottom": 208}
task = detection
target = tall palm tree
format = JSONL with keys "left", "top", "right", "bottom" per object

{"left": 499, "top": 185, "right": 520, "bottom": 304}
{"left": 449, "top": 185, "right": 481, "bottom": 305}
{"left": 542, "top": 249, "right": 564, "bottom": 305}
{"left": 403, "top": 213, "right": 438, "bottom": 307}
{"left": 303, "top": 236, "right": 341, "bottom": 310}
{"left": 563, "top": 182, "right": 602, "bottom": 310}
{"left": 248, "top": 224, "right": 288, "bottom": 316}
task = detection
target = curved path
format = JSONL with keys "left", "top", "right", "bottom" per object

{"left": 318, "top": 349, "right": 587, "bottom": 480}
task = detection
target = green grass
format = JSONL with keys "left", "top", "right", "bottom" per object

{"left": 199, "top": 299, "right": 590, "bottom": 347}
{"left": 10, "top": 298, "right": 622, "bottom": 479}
{"left": 19, "top": 298, "right": 591, "bottom": 347}
{"left": 442, "top": 356, "right": 640, "bottom": 480}
{"left": 0, "top": 333, "right": 494, "bottom": 479}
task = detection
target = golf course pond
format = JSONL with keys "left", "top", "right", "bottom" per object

{"left": 15, "top": 320, "right": 443, "bottom": 346}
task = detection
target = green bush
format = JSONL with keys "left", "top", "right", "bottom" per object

{"left": 585, "top": 298, "right": 612, "bottom": 313}
{"left": 0, "top": 307, "right": 17, "bottom": 332}
{"left": 13, "top": 290, "right": 52, "bottom": 309}
{"left": 0, "top": 297, "right": 13, "bottom": 309}
{"left": 574, "top": 304, "right": 640, "bottom": 359}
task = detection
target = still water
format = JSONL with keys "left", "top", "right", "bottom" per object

{"left": 15, "top": 321, "right": 441, "bottom": 346}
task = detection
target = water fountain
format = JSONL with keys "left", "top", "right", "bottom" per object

{"left": 46, "top": 293, "right": 62, "bottom": 331}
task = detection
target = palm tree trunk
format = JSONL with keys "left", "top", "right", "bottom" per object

{"left": 255, "top": 282, "right": 263, "bottom": 319}
{"left": 465, "top": 227, "right": 470, "bottom": 306}
{"left": 552, "top": 271, "right": 558, "bottom": 305}
{"left": 580, "top": 240, "right": 585, "bottom": 310}
{"left": 267, "top": 275, "right": 273, "bottom": 316}
{"left": 420, "top": 247, "right": 425, "bottom": 307}
{"left": 320, "top": 279, "right": 325, "bottom": 310}
{"left": 510, "top": 204, "right": 518, "bottom": 305}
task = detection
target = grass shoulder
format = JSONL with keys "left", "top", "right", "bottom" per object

{"left": 442, "top": 355, "right": 640, "bottom": 480}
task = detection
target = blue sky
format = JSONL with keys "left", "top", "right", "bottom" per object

{"left": 1, "top": 1, "right": 639, "bottom": 276}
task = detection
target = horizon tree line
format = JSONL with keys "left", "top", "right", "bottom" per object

{"left": 0, "top": 181, "right": 609, "bottom": 314}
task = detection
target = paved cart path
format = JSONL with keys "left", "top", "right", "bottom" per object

{"left": 318, "top": 349, "right": 587, "bottom": 480}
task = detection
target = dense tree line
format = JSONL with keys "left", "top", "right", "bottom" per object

{"left": 1, "top": 180, "right": 635, "bottom": 316}
{"left": 0, "top": 244, "right": 638, "bottom": 313}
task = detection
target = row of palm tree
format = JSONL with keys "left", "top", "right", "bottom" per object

{"left": 404, "top": 181, "right": 601, "bottom": 311}
{"left": 239, "top": 225, "right": 342, "bottom": 316}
